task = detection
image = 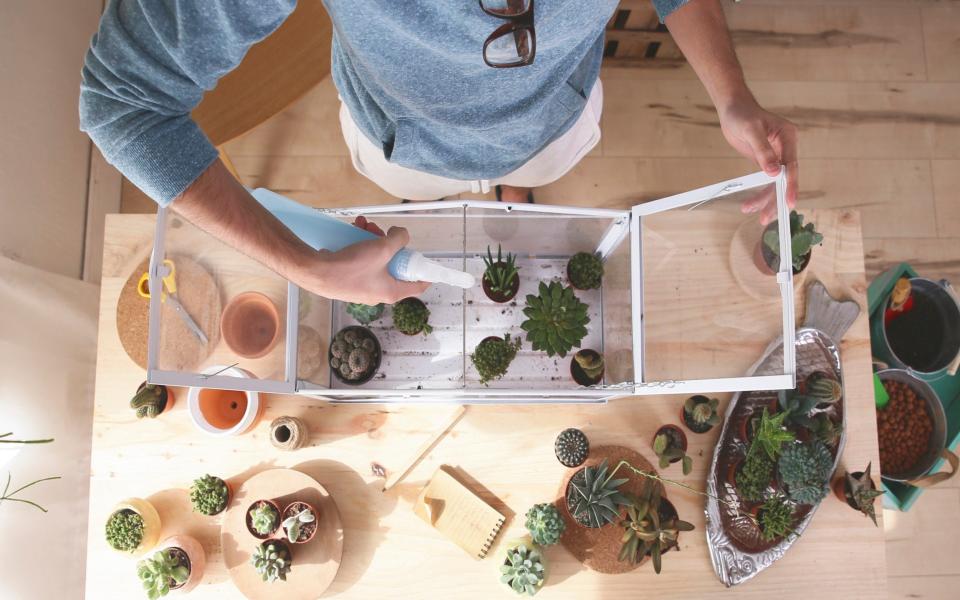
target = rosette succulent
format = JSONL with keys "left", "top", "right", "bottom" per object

{"left": 521, "top": 281, "right": 590, "bottom": 358}
{"left": 524, "top": 503, "right": 565, "bottom": 546}
{"left": 251, "top": 541, "right": 292, "bottom": 583}
{"left": 345, "top": 302, "right": 384, "bottom": 324}
{"left": 137, "top": 548, "right": 189, "bottom": 599}
{"left": 778, "top": 440, "right": 833, "bottom": 505}
{"left": 566, "top": 459, "right": 629, "bottom": 528}
{"left": 500, "top": 541, "right": 546, "bottom": 596}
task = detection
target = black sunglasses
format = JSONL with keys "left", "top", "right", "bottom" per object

{"left": 480, "top": 0, "right": 535, "bottom": 68}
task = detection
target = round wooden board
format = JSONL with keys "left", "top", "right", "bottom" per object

{"left": 116, "top": 255, "right": 221, "bottom": 371}
{"left": 554, "top": 445, "right": 665, "bottom": 574}
{"left": 221, "top": 468, "right": 343, "bottom": 600}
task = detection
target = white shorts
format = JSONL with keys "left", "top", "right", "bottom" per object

{"left": 339, "top": 80, "right": 603, "bottom": 200}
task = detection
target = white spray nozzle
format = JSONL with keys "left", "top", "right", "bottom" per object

{"left": 404, "top": 252, "right": 476, "bottom": 289}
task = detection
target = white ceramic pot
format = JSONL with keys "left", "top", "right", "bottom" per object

{"left": 187, "top": 366, "right": 261, "bottom": 437}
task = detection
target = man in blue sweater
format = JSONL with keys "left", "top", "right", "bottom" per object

{"left": 80, "top": 0, "right": 798, "bottom": 305}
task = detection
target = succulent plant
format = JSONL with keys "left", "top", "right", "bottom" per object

{"left": 500, "top": 542, "right": 546, "bottom": 596}
{"left": 736, "top": 447, "right": 775, "bottom": 503}
{"left": 617, "top": 484, "right": 694, "bottom": 573}
{"left": 249, "top": 502, "right": 279, "bottom": 536}
{"left": 778, "top": 440, "right": 833, "bottom": 505}
{"left": 105, "top": 509, "right": 145, "bottom": 553}
{"left": 282, "top": 507, "right": 316, "bottom": 543}
{"left": 778, "top": 390, "right": 819, "bottom": 429}
{"left": 653, "top": 432, "right": 692, "bottom": 476}
{"left": 392, "top": 298, "right": 432, "bottom": 335}
{"left": 566, "top": 459, "right": 630, "bottom": 528}
{"left": 567, "top": 251, "right": 604, "bottom": 290}
{"left": 763, "top": 210, "right": 823, "bottom": 271}
{"left": 483, "top": 244, "right": 520, "bottom": 295}
{"left": 251, "top": 541, "right": 292, "bottom": 583}
{"left": 189, "top": 474, "right": 229, "bottom": 516}
{"left": 806, "top": 373, "right": 842, "bottom": 406}
{"left": 472, "top": 334, "right": 521, "bottom": 385}
{"left": 844, "top": 463, "right": 884, "bottom": 526}
{"left": 345, "top": 302, "right": 385, "bottom": 324}
{"left": 752, "top": 407, "right": 796, "bottom": 460}
{"left": 137, "top": 548, "right": 190, "bottom": 599}
{"left": 130, "top": 384, "right": 169, "bottom": 419}
{"left": 524, "top": 503, "right": 565, "bottom": 546}
{"left": 554, "top": 428, "right": 589, "bottom": 468}
{"left": 520, "top": 281, "right": 590, "bottom": 358}
{"left": 573, "top": 350, "right": 604, "bottom": 380}
{"left": 330, "top": 327, "right": 379, "bottom": 382}
{"left": 757, "top": 496, "right": 795, "bottom": 542}
{"left": 811, "top": 413, "right": 841, "bottom": 447}
{"left": 683, "top": 396, "right": 720, "bottom": 432}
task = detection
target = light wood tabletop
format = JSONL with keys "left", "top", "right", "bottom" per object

{"left": 86, "top": 208, "right": 886, "bottom": 598}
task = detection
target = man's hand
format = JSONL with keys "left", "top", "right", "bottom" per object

{"left": 718, "top": 95, "right": 798, "bottom": 223}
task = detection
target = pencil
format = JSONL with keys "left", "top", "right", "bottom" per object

{"left": 381, "top": 405, "right": 468, "bottom": 492}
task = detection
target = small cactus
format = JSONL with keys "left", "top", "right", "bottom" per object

{"left": 130, "top": 384, "right": 169, "bottom": 419}
{"left": 682, "top": 395, "right": 720, "bottom": 433}
{"left": 567, "top": 252, "right": 604, "bottom": 290}
{"left": 807, "top": 373, "right": 842, "bottom": 405}
{"left": 189, "top": 475, "right": 229, "bottom": 516}
{"left": 330, "top": 327, "right": 380, "bottom": 382}
{"left": 554, "top": 428, "right": 589, "bottom": 468}
{"left": 105, "top": 509, "right": 144, "bottom": 553}
{"left": 573, "top": 350, "right": 604, "bottom": 380}
{"left": 393, "top": 298, "right": 432, "bottom": 335}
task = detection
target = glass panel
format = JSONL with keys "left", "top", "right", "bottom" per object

{"left": 297, "top": 205, "right": 467, "bottom": 391}
{"left": 154, "top": 210, "right": 289, "bottom": 384}
{"left": 481, "top": 0, "right": 531, "bottom": 17}
{"left": 463, "top": 206, "right": 626, "bottom": 390}
{"left": 601, "top": 230, "right": 633, "bottom": 386}
{"left": 640, "top": 181, "right": 787, "bottom": 383}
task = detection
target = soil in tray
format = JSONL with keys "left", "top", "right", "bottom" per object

{"left": 886, "top": 292, "right": 949, "bottom": 372}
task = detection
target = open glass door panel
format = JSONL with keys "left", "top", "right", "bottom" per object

{"left": 631, "top": 170, "right": 796, "bottom": 395}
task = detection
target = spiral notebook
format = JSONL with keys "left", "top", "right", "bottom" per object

{"left": 414, "top": 466, "right": 505, "bottom": 559}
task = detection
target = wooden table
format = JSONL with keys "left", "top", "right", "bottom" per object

{"left": 86, "top": 209, "right": 887, "bottom": 598}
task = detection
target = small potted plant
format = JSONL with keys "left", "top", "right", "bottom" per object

{"left": 136, "top": 535, "right": 206, "bottom": 598}
{"left": 680, "top": 395, "right": 720, "bottom": 434}
{"left": 567, "top": 251, "right": 603, "bottom": 290}
{"left": 778, "top": 440, "right": 833, "bottom": 505}
{"left": 750, "top": 407, "right": 796, "bottom": 460}
{"left": 520, "top": 281, "right": 590, "bottom": 358}
{"left": 755, "top": 496, "right": 795, "bottom": 542}
{"left": 106, "top": 498, "right": 162, "bottom": 556}
{"left": 554, "top": 428, "right": 589, "bottom": 468}
{"left": 570, "top": 349, "right": 604, "bottom": 386}
{"left": 345, "top": 302, "right": 385, "bottom": 324}
{"left": 246, "top": 499, "right": 281, "bottom": 539}
{"left": 756, "top": 210, "right": 823, "bottom": 275}
{"left": 251, "top": 539, "right": 292, "bottom": 583}
{"left": 734, "top": 448, "right": 775, "bottom": 505}
{"left": 565, "top": 458, "right": 630, "bottom": 528}
{"left": 499, "top": 536, "right": 547, "bottom": 596}
{"left": 482, "top": 244, "right": 520, "bottom": 303}
{"left": 652, "top": 425, "right": 692, "bottom": 475}
{"left": 810, "top": 413, "right": 841, "bottom": 448}
{"left": 392, "top": 297, "right": 433, "bottom": 336}
{"left": 618, "top": 484, "right": 694, "bottom": 573}
{"left": 778, "top": 389, "right": 819, "bottom": 429}
{"left": 329, "top": 326, "right": 381, "bottom": 385}
{"left": 832, "top": 462, "right": 883, "bottom": 526}
{"left": 472, "top": 334, "right": 521, "bottom": 385}
{"left": 131, "top": 383, "right": 175, "bottom": 419}
{"left": 803, "top": 372, "right": 842, "bottom": 407}
{"left": 281, "top": 501, "right": 318, "bottom": 544}
{"left": 189, "top": 474, "right": 231, "bottom": 516}
{"left": 524, "top": 503, "right": 566, "bottom": 546}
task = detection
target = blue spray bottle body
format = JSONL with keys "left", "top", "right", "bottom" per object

{"left": 250, "top": 189, "right": 474, "bottom": 288}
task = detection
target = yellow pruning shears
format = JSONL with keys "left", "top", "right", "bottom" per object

{"left": 138, "top": 259, "right": 209, "bottom": 346}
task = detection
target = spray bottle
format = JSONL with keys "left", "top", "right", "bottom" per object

{"left": 250, "top": 188, "right": 475, "bottom": 289}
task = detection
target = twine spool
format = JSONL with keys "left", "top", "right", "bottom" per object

{"left": 270, "top": 416, "right": 307, "bottom": 451}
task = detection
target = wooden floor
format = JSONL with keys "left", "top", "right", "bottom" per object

{"left": 119, "top": 1, "right": 960, "bottom": 597}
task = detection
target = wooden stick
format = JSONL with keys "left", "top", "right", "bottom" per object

{"left": 382, "top": 405, "right": 468, "bottom": 492}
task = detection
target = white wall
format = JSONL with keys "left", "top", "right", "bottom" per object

{"left": 0, "top": 0, "right": 104, "bottom": 279}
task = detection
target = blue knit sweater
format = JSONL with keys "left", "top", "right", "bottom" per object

{"left": 80, "top": 0, "right": 688, "bottom": 206}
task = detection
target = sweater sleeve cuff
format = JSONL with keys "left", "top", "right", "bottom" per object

{"left": 653, "top": 0, "right": 690, "bottom": 22}
{"left": 109, "top": 115, "right": 220, "bottom": 207}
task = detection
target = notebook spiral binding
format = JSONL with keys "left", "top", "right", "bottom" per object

{"left": 478, "top": 517, "right": 506, "bottom": 558}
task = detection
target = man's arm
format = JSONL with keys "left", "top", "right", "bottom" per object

{"left": 661, "top": 0, "right": 799, "bottom": 221}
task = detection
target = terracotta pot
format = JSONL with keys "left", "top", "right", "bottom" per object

{"left": 482, "top": 264, "right": 519, "bottom": 303}
{"left": 570, "top": 349, "right": 604, "bottom": 387}
{"left": 136, "top": 381, "right": 176, "bottom": 414}
{"left": 245, "top": 499, "right": 282, "bottom": 540}
{"left": 108, "top": 498, "right": 162, "bottom": 556}
{"left": 281, "top": 500, "right": 320, "bottom": 544}
{"left": 187, "top": 366, "right": 262, "bottom": 437}
{"left": 158, "top": 534, "right": 206, "bottom": 594}
{"left": 220, "top": 292, "right": 281, "bottom": 359}
{"left": 498, "top": 536, "right": 548, "bottom": 595}
{"left": 653, "top": 425, "right": 687, "bottom": 464}
{"left": 270, "top": 416, "right": 308, "bottom": 451}
{"left": 564, "top": 468, "right": 618, "bottom": 529}
{"left": 832, "top": 471, "right": 868, "bottom": 510}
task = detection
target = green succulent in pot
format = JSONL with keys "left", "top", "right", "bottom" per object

{"left": 806, "top": 372, "right": 842, "bottom": 406}
{"left": 330, "top": 326, "right": 381, "bottom": 384}
{"left": 345, "top": 302, "right": 385, "bottom": 324}
{"left": 189, "top": 474, "right": 230, "bottom": 516}
{"left": 392, "top": 297, "right": 432, "bottom": 335}
{"left": 567, "top": 251, "right": 603, "bottom": 290}
{"left": 682, "top": 395, "right": 720, "bottom": 433}
{"left": 837, "top": 463, "right": 884, "bottom": 526}
{"left": 251, "top": 540, "right": 292, "bottom": 583}
{"left": 565, "top": 458, "right": 630, "bottom": 528}
{"left": 761, "top": 209, "right": 823, "bottom": 273}
{"left": 247, "top": 500, "right": 280, "bottom": 538}
{"left": 778, "top": 440, "right": 833, "bottom": 505}
{"left": 524, "top": 503, "right": 565, "bottom": 546}
{"left": 752, "top": 407, "right": 795, "bottom": 460}
{"left": 106, "top": 509, "right": 145, "bottom": 553}
{"left": 617, "top": 484, "right": 694, "bottom": 573}
{"left": 521, "top": 281, "right": 590, "bottom": 358}
{"left": 653, "top": 432, "right": 693, "bottom": 475}
{"left": 472, "top": 334, "right": 521, "bottom": 385}
{"left": 136, "top": 548, "right": 190, "bottom": 599}
{"left": 757, "top": 496, "right": 795, "bottom": 542}
{"left": 499, "top": 537, "right": 547, "bottom": 596}
{"left": 571, "top": 349, "right": 604, "bottom": 385}
{"left": 778, "top": 389, "right": 819, "bottom": 429}
{"left": 130, "top": 383, "right": 171, "bottom": 419}
{"left": 482, "top": 244, "right": 520, "bottom": 302}
{"left": 736, "top": 447, "right": 775, "bottom": 504}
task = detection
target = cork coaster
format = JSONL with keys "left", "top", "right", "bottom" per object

{"left": 116, "top": 256, "right": 221, "bottom": 371}
{"left": 554, "top": 445, "right": 665, "bottom": 574}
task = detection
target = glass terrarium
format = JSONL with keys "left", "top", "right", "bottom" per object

{"left": 145, "top": 170, "right": 796, "bottom": 403}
